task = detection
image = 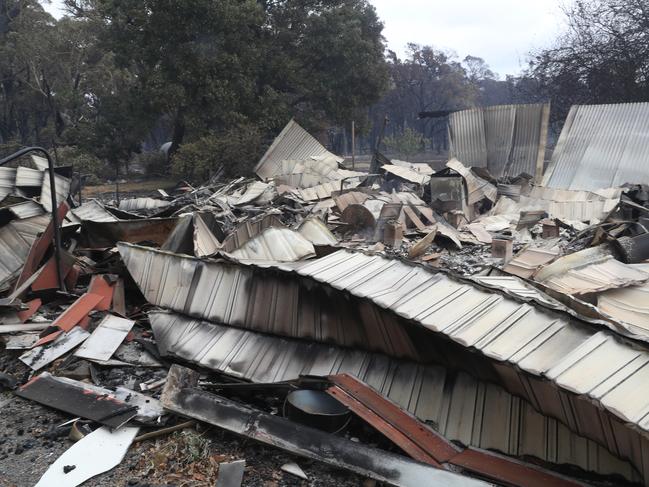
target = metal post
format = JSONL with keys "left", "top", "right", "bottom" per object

{"left": 351, "top": 121, "right": 356, "bottom": 170}
{"left": 0, "top": 147, "right": 65, "bottom": 291}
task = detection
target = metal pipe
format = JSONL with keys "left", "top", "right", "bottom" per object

{"left": 0, "top": 147, "right": 65, "bottom": 291}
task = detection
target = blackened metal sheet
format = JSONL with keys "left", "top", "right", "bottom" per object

{"left": 16, "top": 372, "right": 138, "bottom": 428}
{"left": 119, "top": 244, "right": 649, "bottom": 482}
{"left": 150, "top": 312, "right": 641, "bottom": 482}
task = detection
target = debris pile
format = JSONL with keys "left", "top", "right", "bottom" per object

{"left": 3, "top": 106, "right": 649, "bottom": 486}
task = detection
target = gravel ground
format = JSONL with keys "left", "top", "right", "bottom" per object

{"left": 0, "top": 350, "right": 368, "bottom": 487}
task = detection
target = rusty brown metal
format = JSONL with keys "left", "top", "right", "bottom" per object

{"left": 452, "top": 448, "right": 583, "bottom": 487}
{"left": 14, "top": 201, "right": 70, "bottom": 291}
{"left": 327, "top": 373, "right": 459, "bottom": 464}
{"left": 327, "top": 373, "right": 585, "bottom": 487}
{"left": 80, "top": 218, "right": 179, "bottom": 248}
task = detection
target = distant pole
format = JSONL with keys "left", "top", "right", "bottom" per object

{"left": 351, "top": 121, "right": 356, "bottom": 170}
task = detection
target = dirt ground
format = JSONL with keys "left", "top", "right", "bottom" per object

{"left": 0, "top": 352, "right": 367, "bottom": 487}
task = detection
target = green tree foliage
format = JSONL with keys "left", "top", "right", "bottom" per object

{"left": 2, "top": 0, "right": 388, "bottom": 181}
{"left": 63, "top": 0, "right": 388, "bottom": 169}
{"left": 383, "top": 127, "right": 423, "bottom": 158}
{"left": 172, "top": 123, "right": 263, "bottom": 183}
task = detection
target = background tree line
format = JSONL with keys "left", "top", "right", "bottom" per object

{"left": 1, "top": 0, "right": 648, "bottom": 183}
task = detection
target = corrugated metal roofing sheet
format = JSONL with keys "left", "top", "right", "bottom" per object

{"left": 15, "top": 167, "right": 43, "bottom": 187}
{"left": 599, "top": 281, "right": 649, "bottom": 336}
{"left": 519, "top": 187, "right": 621, "bottom": 222}
{"left": 297, "top": 217, "right": 337, "bottom": 246}
{"left": 0, "top": 215, "right": 49, "bottom": 287}
{"left": 149, "top": 309, "right": 641, "bottom": 482}
{"left": 255, "top": 120, "right": 343, "bottom": 180}
{"left": 220, "top": 214, "right": 284, "bottom": 253}
{"left": 7, "top": 201, "right": 45, "bottom": 220}
{"left": 0, "top": 168, "right": 17, "bottom": 200}
{"left": 226, "top": 227, "right": 315, "bottom": 262}
{"left": 382, "top": 165, "right": 431, "bottom": 185}
{"left": 543, "top": 102, "right": 649, "bottom": 190}
{"left": 118, "top": 197, "right": 169, "bottom": 212}
{"left": 503, "top": 247, "right": 560, "bottom": 279}
{"left": 71, "top": 200, "right": 120, "bottom": 222}
{"left": 534, "top": 246, "right": 649, "bottom": 295}
{"left": 449, "top": 103, "right": 549, "bottom": 180}
{"left": 40, "top": 172, "right": 70, "bottom": 213}
{"left": 119, "top": 243, "right": 649, "bottom": 474}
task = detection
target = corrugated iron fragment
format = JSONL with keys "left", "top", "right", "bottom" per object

{"left": 544, "top": 102, "right": 649, "bottom": 190}
{"left": 151, "top": 311, "right": 640, "bottom": 481}
{"left": 254, "top": 119, "right": 343, "bottom": 181}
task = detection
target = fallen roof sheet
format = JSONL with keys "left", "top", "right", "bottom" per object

{"left": 297, "top": 217, "right": 338, "bottom": 246}
{"left": 255, "top": 119, "right": 343, "bottom": 180}
{"left": 40, "top": 172, "right": 70, "bottom": 212}
{"left": 118, "top": 197, "right": 170, "bottom": 212}
{"left": 226, "top": 226, "right": 316, "bottom": 262}
{"left": 233, "top": 181, "right": 276, "bottom": 206}
{"left": 151, "top": 311, "right": 640, "bottom": 481}
{"left": 382, "top": 165, "right": 431, "bottom": 185}
{"left": 503, "top": 247, "right": 560, "bottom": 279}
{"left": 0, "top": 168, "right": 17, "bottom": 200}
{"left": 16, "top": 372, "right": 139, "bottom": 428}
{"left": 15, "top": 166, "right": 44, "bottom": 187}
{"left": 597, "top": 264, "right": 649, "bottom": 336}
{"left": 495, "top": 186, "right": 622, "bottom": 223}
{"left": 6, "top": 200, "right": 44, "bottom": 219}
{"left": 74, "top": 314, "right": 135, "bottom": 361}
{"left": 20, "top": 327, "right": 90, "bottom": 370}
{"left": 534, "top": 246, "right": 649, "bottom": 295}
{"left": 391, "top": 160, "right": 434, "bottom": 175}
{"left": 295, "top": 178, "right": 363, "bottom": 202}
{"left": 220, "top": 214, "right": 284, "bottom": 253}
{"left": 71, "top": 200, "right": 120, "bottom": 222}
{"left": 162, "top": 364, "right": 486, "bottom": 487}
{"left": 327, "top": 373, "right": 583, "bottom": 487}
{"left": 449, "top": 103, "right": 549, "bottom": 181}
{"left": 543, "top": 102, "right": 649, "bottom": 190}
{"left": 446, "top": 158, "right": 497, "bottom": 205}
{"left": 0, "top": 215, "right": 49, "bottom": 287}
{"left": 119, "top": 243, "right": 649, "bottom": 475}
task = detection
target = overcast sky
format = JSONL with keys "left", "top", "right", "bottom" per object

{"left": 41, "top": 0, "right": 570, "bottom": 77}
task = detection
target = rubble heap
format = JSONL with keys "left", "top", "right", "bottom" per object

{"left": 2, "top": 112, "right": 649, "bottom": 486}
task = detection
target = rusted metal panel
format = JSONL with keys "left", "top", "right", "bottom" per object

{"left": 80, "top": 218, "right": 179, "bottom": 248}
{"left": 14, "top": 202, "right": 69, "bottom": 290}
{"left": 328, "top": 373, "right": 458, "bottom": 463}
{"left": 327, "top": 374, "right": 585, "bottom": 487}
{"left": 452, "top": 448, "right": 583, "bottom": 487}
{"left": 87, "top": 274, "right": 115, "bottom": 310}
